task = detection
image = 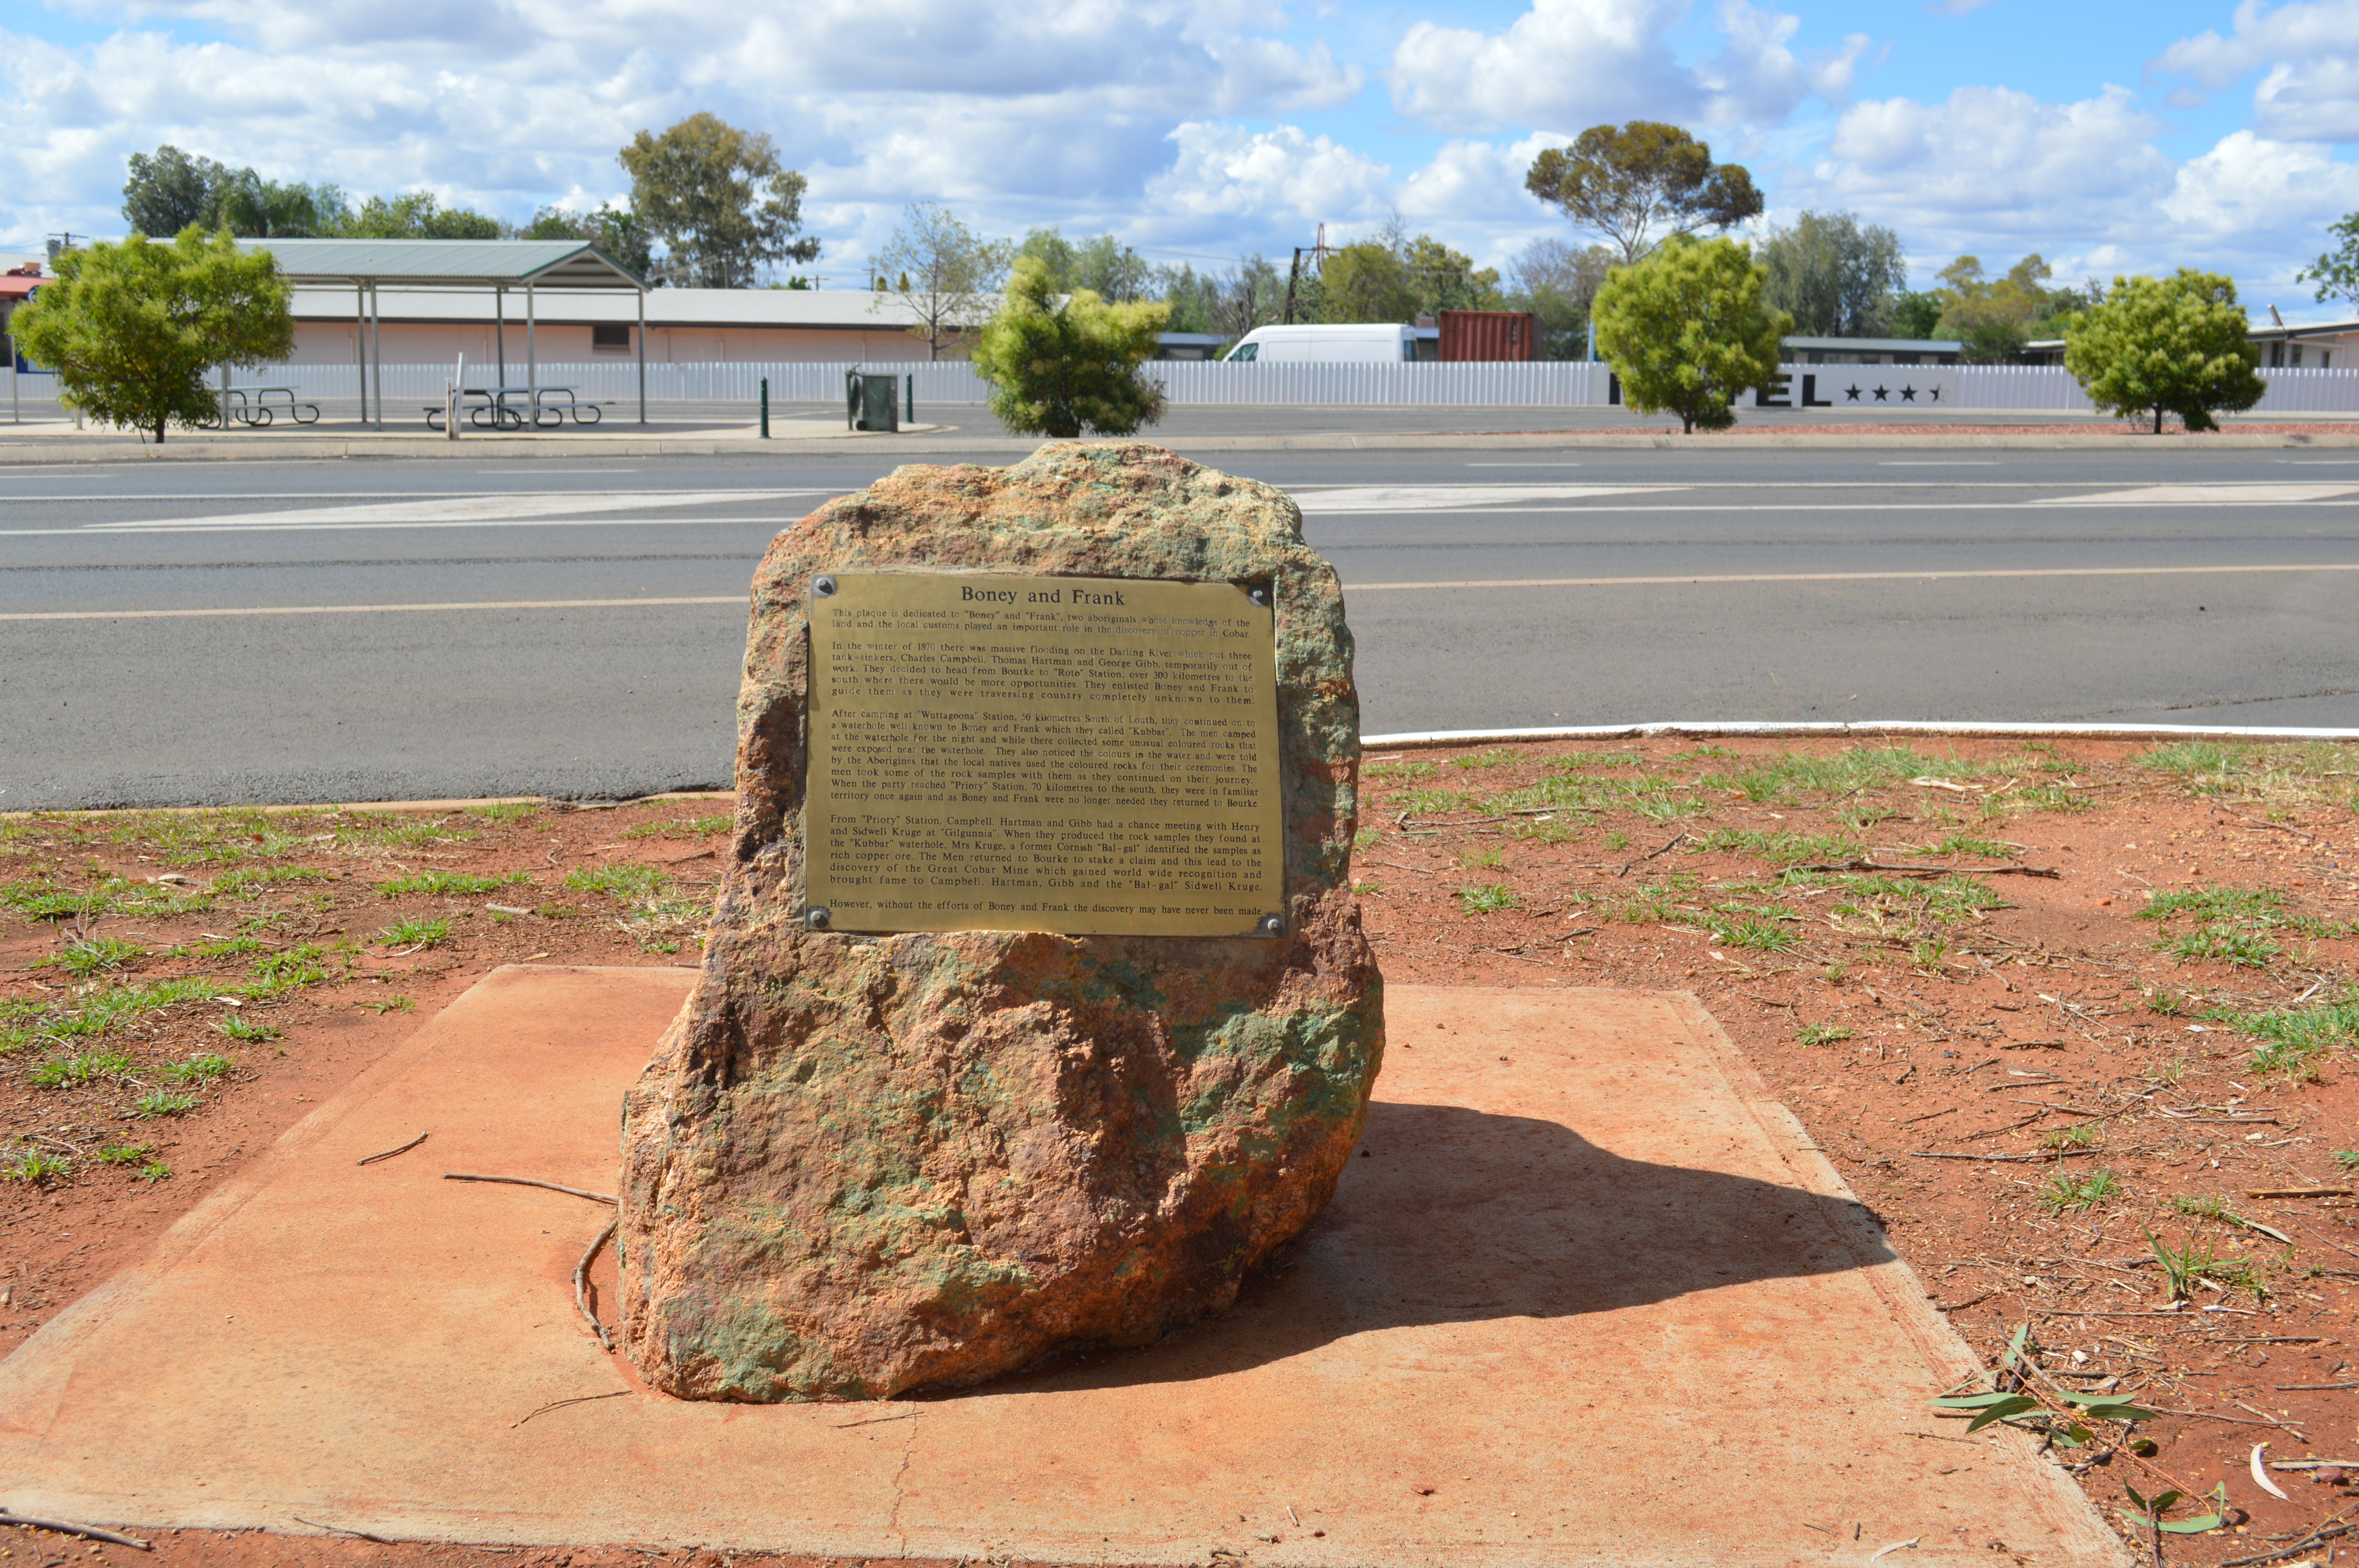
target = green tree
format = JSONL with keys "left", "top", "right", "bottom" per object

{"left": 335, "top": 191, "right": 503, "bottom": 240}
{"left": 2296, "top": 212, "right": 2359, "bottom": 310}
{"left": 1315, "top": 224, "right": 1502, "bottom": 324}
{"left": 619, "top": 113, "right": 818, "bottom": 288}
{"left": 1930, "top": 255, "right": 2099, "bottom": 362}
{"left": 972, "top": 255, "right": 1169, "bottom": 437}
{"left": 1505, "top": 237, "right": 1613, "bottom": 360}
{"left": 872, "top": 202, "right": 1014, "bottom": 359}
{"left": 122, "top": 145, "right": 226, "bottom": 236}
{"left": 1592, "top": 234, "right": 1788, "bottom": 434}
{"left": 8, "top": 229, "right": 294, "bottom": 444}
{"left": 2063, "top": 269, "right": 2264, "bottom": 435}
{"left": 213, "top": 169, "right": 347, "bottom": 238}
{"left": 525, "top": 203, "right": 653, "bottom": 279}
{"left": 123, "top": 146, "right": 349, "bottom": 239}
{"left": 1888, "top": 290, "right": 1944, "bottom": 339}
{"left": 1526, "top": 122, "right": 1763, "bottom": 264}
{"left": 1756, "top": 210, "right": 1905, "bottom": 337}
{"left": 1318, "top": 240, "right": 1417, "bottom": 323}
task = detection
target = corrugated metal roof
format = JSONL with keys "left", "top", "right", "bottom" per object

{"left": 243, "top": 239, "right": 644, "bottom": 290}
{"left": 287, "top": 286, "right": 989, "bottom": 330}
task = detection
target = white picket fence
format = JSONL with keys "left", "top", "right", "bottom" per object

{"left": 234, "top": 359, "right": 2359, "bottom": 413}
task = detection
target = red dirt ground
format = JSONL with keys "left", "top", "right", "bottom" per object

{"left": 4, "top": 733, "right": 2355, "bottom": 1567}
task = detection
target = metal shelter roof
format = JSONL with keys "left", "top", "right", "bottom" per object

{"left": 238, "top": 239, "right": 646, "bottom": 290}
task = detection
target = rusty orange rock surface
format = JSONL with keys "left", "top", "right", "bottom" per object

{"left": 617, "top": 441, "right": 1382, "bottom": 1401}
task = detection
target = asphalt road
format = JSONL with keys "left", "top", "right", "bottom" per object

{"left": 5, "top": 443, "right": 2357, "bottom": 807}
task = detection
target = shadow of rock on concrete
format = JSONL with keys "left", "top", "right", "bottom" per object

{"left": 956, "top": 1098, "right": 1897, "bottom": 1398}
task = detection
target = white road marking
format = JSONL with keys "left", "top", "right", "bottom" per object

{"left": 85, "top": 490, "right": 814, "bottom": 530}
{"left": 0, "top": 489, "right": 823, "bottom": 502}
{"left": 0, "top": 517, "right": 810, "bottom": 536}
{"left": 13, "top": 561, "right": 2354, "bottom": 620}
{"left": 0, "top": 596, "right": 745, "bottom": 622}
{"left": 1291, "top": 484, "right": 1682, "bottom": 512}
{"left": 1345, "top": 563, "right": 2359, "bottom": 591}
{"left": 2032, "top": 483, "right": 2359, "bottom": 506}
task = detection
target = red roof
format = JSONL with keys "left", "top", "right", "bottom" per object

{"left": 0, "top": 275, "right": 40, "bottom": 300}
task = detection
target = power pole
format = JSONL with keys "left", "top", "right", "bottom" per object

{"left": 1281, "top": 247, "right": 1304, "bottom": 325}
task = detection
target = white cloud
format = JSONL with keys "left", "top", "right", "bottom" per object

{"left": 0, "top": 0, "right": 1367, "bottom": 248}
{"left": 2154, "top": 0, "right": 2359, "bottom": 141}
{"left": 2161, "top": 129, "right": 2359, "bottom": 235}
{"left": 1803, "top": 84, "right": 2172, "bottom": 241}
{"left": 1142, "top": 122, "right": 1394, "bottom": 230}
{"left": 1385, "top": 0, "right": 1864, "bottom": 137}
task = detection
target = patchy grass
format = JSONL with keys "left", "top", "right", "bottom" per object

{"left": 359, "top": 995, "right": 415, "bottom": 1015}
{"left": 623, "top": 814, "right": 732, "bottom": 840}
{"left": 215, "top": 1013, "right": 280, "bottom": 1042}
{"left": 1448, "top": 748, "right": 1517, "bottom": 770}
{"left": 29, "top": 1049, "right": 136, "bottom": 1088}
{"left": 1455, "top": 883, "right": 1519, "bottom": 915}
{"left": 158, "top": 1052, "right": 234, "bottom": 1085}
{"left": 6, "top": 1149, "right": 71, "bottom": 1184}
{"left": 45, "top": 936, "right": 146, "bottom": 977}
{"left": 464, "top": 801, "right": 540, "bottom": 823}
{"left": 2039, "top": 1169, "right": 2119, "bottom": 1214}
{"left": 2136, "top": 741, "right": 2252, "bottom": 778}
{"left": 2138, "top": 886, "right": 2286, "bottom": 924}
{"left": 563, "top": 863, "right": 671, "bottom": 904}
{"left": 2164, "top": 927, "right": 2281, "bottom": 969}
{"left": 378, "top": 917, "right": 453, "bottom": 949}
{"left": 375, "top": 871, "right": 523, "bottom": 898}
{"left": 1711, "top": 913, "right": 1799, "bottom": 953}
{"left": 132, "top": 1089, "right": 198, "bottom": 1119}
{"left": 1693, "top": 828, "right": 1860, "bottom": 865}
{"left": 1797, "top": 1022, "right": 1855, "bottom": 1046}
{"left": 334, "top": 814, "right": 476, "bottom": 852}
{"left": 2206, "top": 987, "right": 2359, "bottom": 1078}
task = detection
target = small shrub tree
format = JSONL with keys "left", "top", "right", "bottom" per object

{"left": 1591, "top": 234, "right": 1788, "bottom": 434}
{"left": 972, "top": 256, "right": 1169, "bottom": 438}
{"left": 8, "top": 229, "right": 294, "bottom": 443}
{"left": 2064, "top": 269, "right": 2264, "bottom": 434}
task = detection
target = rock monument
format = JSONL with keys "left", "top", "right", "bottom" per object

{"left": 617, "top": 441, "right": 1382, "bottom": 1401}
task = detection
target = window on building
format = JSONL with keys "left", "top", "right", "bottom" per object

{"left": 592, "top": 324, "right": 631, "bottom": 353}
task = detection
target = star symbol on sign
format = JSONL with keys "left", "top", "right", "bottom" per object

{"left": 1846, "top": 385, "right": 1863, "bottom": 401}
{"left": 1900, "top": 385, "right": 1918, "bottom": 402}
{"left": 1929, "top": 386, "right": 1942, "bottom": 402}
{"left": 1873, "top": 385, "right": 1890, "bottom": 401}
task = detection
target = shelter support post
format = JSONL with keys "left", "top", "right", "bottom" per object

{"left": 369, "top": 285, "right": 383, "bottom": 432}
{"left": 526, "top": 283, "right": 536, "bottom": 416}
{"left": 496, "top": 289, "right": 506, "bottom": 386}
{"left": 356, "top": 285, "right": 366, "bottom": 423}
{"left": 637, "top": 290, "right": 646, "bottom": 425}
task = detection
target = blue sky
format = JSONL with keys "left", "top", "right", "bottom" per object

{"left": 5, "top": 0, "right": 2357, "bottom": 317}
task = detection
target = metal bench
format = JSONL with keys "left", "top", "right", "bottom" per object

{"left": 205, "top": 386, "right": 321, "bottom": 428}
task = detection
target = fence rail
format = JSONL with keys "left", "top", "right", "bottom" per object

{"left": 226, "top": 359, "right": 2359, "bottom": 413}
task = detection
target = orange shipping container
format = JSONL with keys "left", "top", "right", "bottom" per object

{"left": 1438, "top": 310, "right": 1538, "bottom": 361}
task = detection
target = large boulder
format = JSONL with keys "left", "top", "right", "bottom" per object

{"left": 617, "top": 441, "right": 1382, "bottom": 1402}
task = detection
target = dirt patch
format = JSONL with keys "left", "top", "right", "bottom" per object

{"left": 5, "top": 736, "right": 2358, "bottom": 1565}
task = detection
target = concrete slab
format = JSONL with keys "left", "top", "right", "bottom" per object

{"left": 0, "top": 968, "right": 2127, "bottom": 1566}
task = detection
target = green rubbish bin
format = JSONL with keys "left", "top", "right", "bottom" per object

{"left": 846, "top": 370, "right": 900, "bottom": 433}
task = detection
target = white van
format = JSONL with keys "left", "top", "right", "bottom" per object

{"left": 1224, "top": 323, "right": 1414, "bottom": 363}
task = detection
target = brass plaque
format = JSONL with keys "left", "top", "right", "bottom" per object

{"left": 804, "top": 572, "right": 1286, "bottom": 937}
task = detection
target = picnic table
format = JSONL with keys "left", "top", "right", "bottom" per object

{"left": 204, "top": 386, "right": 321, "bottom": 428}
{"left": 423, "top": 385, "right": 605, "bottom": 432}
